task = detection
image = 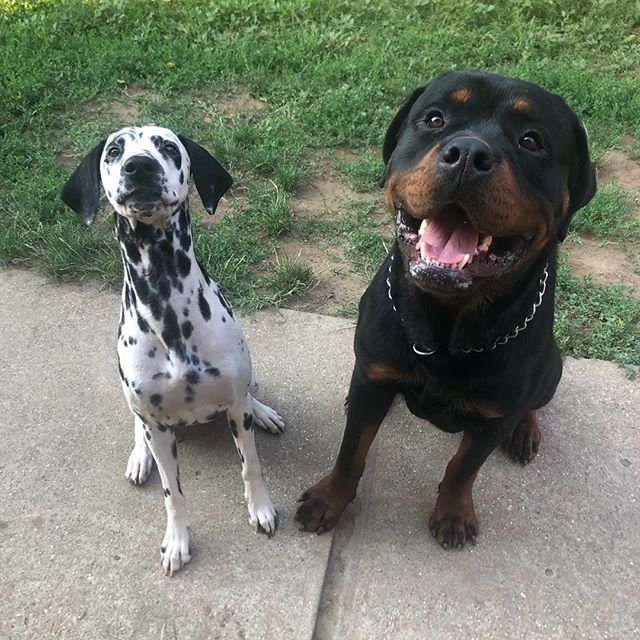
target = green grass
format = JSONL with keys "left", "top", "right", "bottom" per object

{"left": 572, "top": 182, "right": 640, "bottom": 241}
{"left": 555, "top": 258, "right": 640, "bottom": 367}
{"left": 263, "top": 256, "right": 316, "bottom": 303}
{"left": 1, "top": 0, "right": 640, "bottom": 362}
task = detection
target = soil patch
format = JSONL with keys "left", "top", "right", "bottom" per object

{"left": 565, "top": 148, "right": 640, "bottom": 297}
{"left": 564, "top": 235, "right": 640, "bottom": 300}
{"left": 206, "top": 90, "right": 266, "bottom": 118}
{"left": 598, "top": 149, "right": 640, "bottom": 192}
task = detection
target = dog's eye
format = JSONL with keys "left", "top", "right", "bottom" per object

{"left": 106, "top": 146, "right": 121, "bottom": 159}
{"left": 519, "top": 132, "right": 543, "bottom": 152}
{"left": 425, "top": 111, "right": 445, "bottom": 129}
{"left": 163, "top": 142, "right": 179, "bottom": 155}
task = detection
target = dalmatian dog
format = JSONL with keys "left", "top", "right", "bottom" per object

{"left": 61, "top": 126, "right": 284, "bottom": 576}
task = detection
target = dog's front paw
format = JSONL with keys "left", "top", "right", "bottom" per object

{"left": 428, "top": 494, "right": 479, "bottom": 549}
{"left": 248, "top": 499, "right": 278, "bottom": 537}
{"left": 503, "top": 411, "right": 541, "bottom": 464}
{"left": 125, "top": 444, "right": 153, "bottom": 485}
{"left": 295, "top": 473, "right": 356, "bottom": 534}
{"left": 251, "top": 397, "right": 285, "bottom": 434}
{"left": 160, "top": 526, "right": 191, "bottom": 577}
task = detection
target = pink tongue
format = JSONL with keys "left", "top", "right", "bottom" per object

{"left": 418, "top": 215, "right": 479, "bottom": 264}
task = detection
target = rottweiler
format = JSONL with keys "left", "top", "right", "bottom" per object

{"left": 296, "top": 70, "right": 596, "bottom": 548}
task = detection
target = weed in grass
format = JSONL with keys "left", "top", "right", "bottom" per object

{"left": 336, "top": 300, "right": 360, "bottom": 318}
{"left": 263, "top": 256, "right": 315, "bottom": 303}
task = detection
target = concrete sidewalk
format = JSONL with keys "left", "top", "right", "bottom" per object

{"left": 0, "top": 268, "right": 638, "bottom": 639}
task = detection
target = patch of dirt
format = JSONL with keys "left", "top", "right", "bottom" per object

{"left": 292, "top": 173, "right": 375, "bottom": 220}
{"left": 275, "top": 238, "right": 366, "bottom": 316}
{"left": 205, "top": 90, "right": 266, "bottom": 118}
{"left": 82, "top": 84, "right": 161, "bottom": 124}
{"left": 598, "top": 149, "right": 640, "bottom": 192}
{"left": 564, "top": 146, "right": 640, "bottom": 298}
{"left": 278, "top": 157, "right": 387, "bottom": 315}
{"left": 564, "top": 236, "right": 640, "bottom": 300}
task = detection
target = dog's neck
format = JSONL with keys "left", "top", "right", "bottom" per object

{"left": 394, "top": 244, "right": 557, "bottom": 355}
{"left": 114, "top": 202, "right": 207, "bottom": 329}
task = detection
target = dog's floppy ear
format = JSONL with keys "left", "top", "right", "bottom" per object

{"left": 60, "top": 140, "right": 106, "bottom": 226}
{"left": 556, "top": 121, "right": 597, "bottom": 242}
{"left": 379, "top": 85, "right": 427, "bottom": 187}
{"left": 178, "top": 135, "right": 233, "bottom": 214}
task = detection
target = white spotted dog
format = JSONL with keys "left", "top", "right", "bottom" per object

{"left": 61, "top": 126, "right": 284, "bottom": 576}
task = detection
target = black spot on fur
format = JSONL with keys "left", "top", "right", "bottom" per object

{"left": 222, "top": 316, "right": 227, "bottom": 323}
{"left": 177, "top": 250, "right": 191, "bottom": 278}
{"left": 243, "top": 412, "right": 254, "bottom": 431}
{"left": 236, "top": 447, "right": 244, "bottom": 464}
{"left": 181, "top": 320, "right": 193, "bottom": 339}
{"left": 129, "top": 268, "right": 163, "bottom": 320}
{"left": 123, "top": 285, "right": 132, "bottom": 311}
{"left": 164, "top": 488, "right": 171, "bottom": 497}
{"left": 145, "top": 431, "right": 151, "bottom": 441}
{"left": 216, "top": 289, "right": 234, "bottom": 317}
{"left": 171, "top": 441, "right": 177, "bottom": 459}
{"left": 199, "top": 260, "right": 212, "bottom": 285}
{"left": 150, "top": 393, "right": 163, "bottom": 406}
{"left": 162, "top": 305, "right": 188, "bottom": 361}
{"left": 191, "top": 354, "right": 200, "bottom": 365}
{"left": 205, "top": 367, "right": 220, "bottom": 377}
{"left": 229, "top": 419, "right": 238, "bottom": 438}
{"left": 179, "top": 170, "right": 184, "bottom": 184}
{"left": 148, "top": 348, "right": 157, "bottom": 358}
{"left": 157, "top": 423, "right": 168, "bottom": 432}
{"left": 198, "top": 287, "right": 211, "bottom": 321}
{"left": 185, "top": 369, "right": 200, "bottom": 385}
{"left": 137, "top": 312, "right": 150, "bottom": 333}
{"left": 177, "top": 475, "right": 183, "bottom": 496}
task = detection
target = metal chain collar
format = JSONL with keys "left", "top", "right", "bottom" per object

{"left": 386, "top": 253, "right": 549, "bottom": 356}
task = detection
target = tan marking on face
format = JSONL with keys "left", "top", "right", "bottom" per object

{"left": 513, "top": 99, "right": 531, "bottom": 114}
{"left": 384, "top": 146, "right": 441, "bottom": 218}
{"left": 471, "top": 161, "right": 551, "bottom": 247}
{"left": 451, "top": 88, "right": 471, "bottom": 103}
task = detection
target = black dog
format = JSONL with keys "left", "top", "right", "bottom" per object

{"left": 296, "top": 70, "right": 596, "bottom": 547}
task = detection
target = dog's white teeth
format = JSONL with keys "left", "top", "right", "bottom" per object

{"left": 418, "top": 218, "right": 429, "bottom": 237}
{"left": 477, "top": 235, "right": 492, "bottom": 252}
{"left": 458, "top": 253, "right": 470, "bottom": 269}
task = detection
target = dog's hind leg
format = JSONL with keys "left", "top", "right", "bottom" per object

{"left": 227, "top": 394, "right": 278, "bottom": 536}
{"left": 125, "top": 414, "right": 154, "bottom": 485}
{"left": 143, "top": 421, "right": 191, "bottom": 576}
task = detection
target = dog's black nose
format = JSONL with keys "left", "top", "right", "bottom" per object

{"left": 438, "top": 137, "right": 494, "bottom": 181}
{"left": 123, "top": 155, "right": 162, "bottom": 178}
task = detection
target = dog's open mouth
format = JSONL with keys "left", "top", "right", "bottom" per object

{"left": 396, "top": 203, "right": 530, "bottom": 291}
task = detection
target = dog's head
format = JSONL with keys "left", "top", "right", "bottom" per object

{"left": 381, "top": 70, "right": 596, "bottom": 295}
{"left": 61, "top": 126, "right": 233, "bottom": 226}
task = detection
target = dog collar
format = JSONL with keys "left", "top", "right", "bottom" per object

{"left": 386, "top": 253, "right": 549, "bottom": 356}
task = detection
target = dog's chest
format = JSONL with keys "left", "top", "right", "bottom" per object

{"left": 117, "top": 273, "right": 250, "bottom": 427}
